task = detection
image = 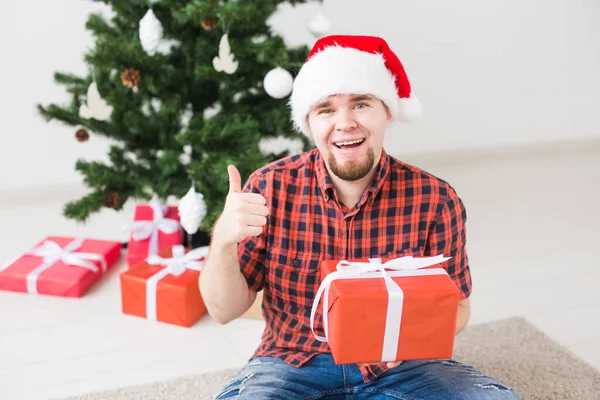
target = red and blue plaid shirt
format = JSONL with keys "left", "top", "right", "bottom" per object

{"left": 238, "top": 148, "right": 472, "bottom": 382}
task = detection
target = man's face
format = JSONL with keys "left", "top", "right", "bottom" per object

{"left": 307, "top": 94, "right": 391, "bottom": 181}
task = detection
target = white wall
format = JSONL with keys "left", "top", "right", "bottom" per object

{"left": 1, "top": 0, "right": 599, "bottom": 191}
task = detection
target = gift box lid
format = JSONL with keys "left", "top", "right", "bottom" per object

{"left": 321, "top": 258, "right": 461, "bottom": 311}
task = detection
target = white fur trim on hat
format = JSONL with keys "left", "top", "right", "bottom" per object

{"left": 289, "top": 46, "right": 420, "bottom": 136}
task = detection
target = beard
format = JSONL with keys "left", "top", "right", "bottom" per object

{"left": 327, "top": 146, "right": 376, "bottom": 181}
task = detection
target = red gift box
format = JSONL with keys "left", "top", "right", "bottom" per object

{"left": 126, "top": 199, "right": 183, "bottom": 267}
{"left": 0, "top": 236, "right": 121, "bottom": 297}
{"left": 311, "top": 255, "right": 461, "bottom": 365}
{"left": 120, "top": 245, "right": 209, "bottom": 327}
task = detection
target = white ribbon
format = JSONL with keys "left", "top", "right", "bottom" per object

{"left": 310, "top": 255, "right": 451, "bottom": 362}
{"left": 24, "top": 237, "right": 107, "bottom": 294}
{"left": 144, "top": 245, "right": 209, "bottom": 321}
{"left": 130, "top": 199, "right": 181, "bottom": 257}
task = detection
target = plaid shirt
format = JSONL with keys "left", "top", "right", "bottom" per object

{"left": 238, "top": 148, "right": 472, "bottom": 383}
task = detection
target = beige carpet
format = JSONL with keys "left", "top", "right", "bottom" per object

{"left": 58, "top": 317, "right": 600, "bottom": 400}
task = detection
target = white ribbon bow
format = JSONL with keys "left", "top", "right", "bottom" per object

{"left": 310, "top": 254, "right": 450, "bottom": 362}
{"left": 144, "top": 245, "right": 209, "bottom": 321}
{"left": 25, "top": 237, "right": 107, "bottom": 294}
{"left": 130, "top": 199, "right": 181, "bottom": 257}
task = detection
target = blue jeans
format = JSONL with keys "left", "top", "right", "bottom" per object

{"left": 214, "top": 354, "right": 522, "bottom": 399}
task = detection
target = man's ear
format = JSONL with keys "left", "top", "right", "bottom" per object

{"left": 382, "top": 101, "right": 392, "bottom": 122}
{"left": 305, "top": 115, "right": 314, "bottom": 140}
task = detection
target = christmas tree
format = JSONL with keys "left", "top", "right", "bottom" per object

{"left": 37, "top": 0, "right": 323, "bottom": 241}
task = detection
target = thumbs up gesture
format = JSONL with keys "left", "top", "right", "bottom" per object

{"left": 213, "top": 165, "right": 269, "bottom": 246}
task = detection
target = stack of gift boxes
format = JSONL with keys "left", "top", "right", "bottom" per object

{"left": 0, "top": 199, "right": 461, "bottom": 364}
{"left": 0, "top": 199, "right": 211, "bottom": 328}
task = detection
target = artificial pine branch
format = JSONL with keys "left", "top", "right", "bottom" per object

{"left": 37, "top": 0, "right": 320, "bottom": 234}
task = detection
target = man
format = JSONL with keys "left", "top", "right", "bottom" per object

{"left": 202, "top": 35, "right": 521, "bottom": 399}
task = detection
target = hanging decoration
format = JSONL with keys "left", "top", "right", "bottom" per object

{"left": 139, "top": 9, "right": 164, "bottom": 56}
{"left": 200, "top": 17, "right": 218, "bottom": 31}
{"left": 121, "top": 67, "right": 141, "bottom": 88}
{"left": 213, "top": 34, "right": 238, "bottom": 74}
{"left": 263, "top": 67, "right": 294, "bottom": 99}
{"left": 79, "top": 82, "right": 113, "bottom": 121}
{"left": 75, "top": 128, "right": 90, "bottom": 142}
{"left": 178, "top": 184, "right": 207, "bottom": 235}
{"left": 104, "top": 192, "right": 120, "bottom": 209}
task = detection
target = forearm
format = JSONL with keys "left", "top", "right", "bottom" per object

{"left": 200, "top": 239, "right": 255, "bottom": 325}
{"left": 455, "top": 298, "right": 471, "bottom": 335}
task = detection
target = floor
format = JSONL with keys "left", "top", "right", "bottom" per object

{"left": 1, "top": 141, "right": 599, "bottom": 400}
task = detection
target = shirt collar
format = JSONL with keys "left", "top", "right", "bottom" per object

{"left": 314, "top": 148, "right": 391, "bottom": 204}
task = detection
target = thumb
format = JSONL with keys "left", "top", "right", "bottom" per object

{"left": 227, "top": 165, "right": 242, "bottom": 193}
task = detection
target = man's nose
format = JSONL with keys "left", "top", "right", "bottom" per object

{"left": 334, "top": 109, "right": 358, "bottom": 131}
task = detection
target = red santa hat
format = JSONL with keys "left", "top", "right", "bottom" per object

{"left": 289, "top": 35, "right": 422, "bottom": 136}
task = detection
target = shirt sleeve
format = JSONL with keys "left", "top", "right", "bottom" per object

{"left": 237, "top": 173, "right": 267, "bottom": 292}
{"left": 425, "top": 186, "right": 472, "bottom": 299}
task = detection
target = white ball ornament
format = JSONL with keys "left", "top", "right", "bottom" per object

{"left": 263, "top": 67, "right": 294, "bottom": 99}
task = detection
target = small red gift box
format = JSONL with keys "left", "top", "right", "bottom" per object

{"left": 126, "top": 199, "right": 183, "bottom": 267}
{"left": 120, "top": 245, "right": 209, "bottom": 327}
{"left": 311, "top": 255, "right": 461, "bottom": 364}
{"left": 0, "top": 236, "right": 121, "bottom": 297}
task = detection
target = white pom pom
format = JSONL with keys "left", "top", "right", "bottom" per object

{"left": 178, "top": 186, "right": 207, "bottom": 234}
{"left": 139, "top": 9, "right": 163, "bottom": 56}
{"left": 397, "top": 94, "right": 423, "bottom": 122}
{"left": 264, "top": 67, "right": 294, "bottom": 99}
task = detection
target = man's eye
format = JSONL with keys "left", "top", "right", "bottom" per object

{"left": 355, "top": 103, "right": 368, "bottom": 109}
{"left": 319, "top": 109, "right": 333, "bottom": 115}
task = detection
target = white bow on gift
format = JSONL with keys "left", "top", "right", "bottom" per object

{"left": 144, "top": 245, "right": 209, "bottom": 321}
{"left": 130, "top": 199, "right": 181, "bottom": 257}
{"left": 25, "top": 237, "right": 107, "bottom": 294}
{"left": 310, "top": 255, "right": 451, "bottom": 362}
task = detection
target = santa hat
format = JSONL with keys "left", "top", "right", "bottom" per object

{"left": 289, "top": 35, "right": 422, "bottom": 136}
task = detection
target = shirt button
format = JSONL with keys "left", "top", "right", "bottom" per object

{"left": 293, "top": 259, "right": 300, "bottom": 267}
{"left": 324, "top": 195, "right": 329, "bottom": 201}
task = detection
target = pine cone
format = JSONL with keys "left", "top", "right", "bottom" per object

{"left": 121, "top": 68, "right": 141, "bottom": 88}
{"left": 75, "top": 128, "right": 89, "bottom": 142}
{"left": 200, "top": 17, "right": 218, "bottom": 31}
{"left": 104, "top": 192, "right": 120, "bottom": 209}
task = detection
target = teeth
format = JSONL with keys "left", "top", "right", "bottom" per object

{"left": 335, "top": 139, "right": 364, "bottom": 146}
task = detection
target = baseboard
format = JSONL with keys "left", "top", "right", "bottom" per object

{"left": 1, "top": 137, "right": 598, "bottom": 209}
{"left": 0, "top": 182, "right": 89, "bottom": 209}
{"left": 394, "top": 136, "right": 600, "bottom": 169}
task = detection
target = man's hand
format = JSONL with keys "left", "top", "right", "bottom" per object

{"left": 362, "top": 361, "right": 403, "bottom": 369}
{"left": 212, "top": 165, "right": 269, "bottom": 246}
{"left": 385, "top": 361, "right": 403, "bottom": 368}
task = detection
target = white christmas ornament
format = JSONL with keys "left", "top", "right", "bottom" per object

{"left": 79, "top": 82, "right": 113, "bottom": 121}
{"left": 307, "top": 12, "right": 331, "bottom": 38}
{"left": 179, "top": 145, "right": 192, "bottom": 165}
{"left": 180, "top": 103, "right": 194, "bottom": 129}
{"left": 139, "top": 9, "right": 164, "bottom": 56}
{"left": 251, "top": 34, "right": 268, "bottom": 44}
{"left": 178, "top": 186, "right": 207, "bottom": 234}
{"left": 203, "top": 102, "right": 222, "bottom": 120}
{"left": 213, "top": 34, "right": 238, "bottom": 74}
{"left": 263, "top": 67, "right": 294, "bottom": 99}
